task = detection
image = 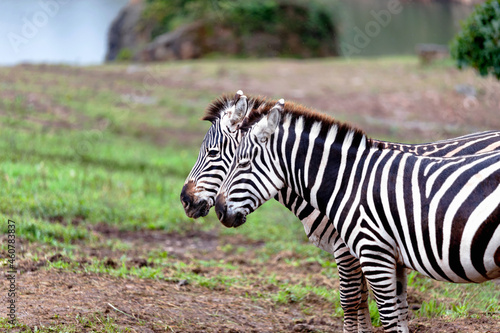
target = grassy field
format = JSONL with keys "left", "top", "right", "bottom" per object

{"left": 0, "top": 57, "right": 499, "bottom": 332}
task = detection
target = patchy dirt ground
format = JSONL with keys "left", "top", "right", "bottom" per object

{"left": 1, "top": 59, "right": 500, "bottom": 332}
{"left": 6, "top": 226, "right": 500, "bottom": 333}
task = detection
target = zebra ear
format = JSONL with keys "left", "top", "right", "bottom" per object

{"left": 229, "top": 91, "right": 247, "bottom": 126}
{"left": 255, "top": 99, "right": 283, "bottom": 142}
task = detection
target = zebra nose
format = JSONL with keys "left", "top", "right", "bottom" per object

{"left": 214, "top": 193, "right": 227, "bottom": 223}
{"left": 180, "top": 183, "right": 193, "bottom": 210}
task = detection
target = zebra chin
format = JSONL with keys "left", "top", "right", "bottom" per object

{"left": 188, "top": 201, "right": 211, "bottom": 219}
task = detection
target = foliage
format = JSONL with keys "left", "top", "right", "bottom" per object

{"left": 450, "top": 0, "right": 500, "bottom": 79}
{"left": 141, "top": 0, "right": 216, "bottom": 38}
{"left": 115, "top": 48, "right": 133, "bottom": 61}
{"left": 418, "top": 299, "right": 447, "bottom": 318}
{"left": 141, "top": 0, "right": 339, "bottom": 57}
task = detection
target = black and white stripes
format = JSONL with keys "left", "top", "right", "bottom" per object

{"left": 214, "top": 97, "right": 500, "bottom": 333}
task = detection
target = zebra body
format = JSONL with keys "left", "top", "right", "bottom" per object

{"left": 214, "top": 99, "right": 500, "bottom": 332}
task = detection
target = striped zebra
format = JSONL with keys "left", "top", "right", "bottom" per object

{"left": 214, "top": 97, "right": 500, "bottom": 333}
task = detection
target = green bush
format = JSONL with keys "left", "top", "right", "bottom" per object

{"left": 116, "top": 48, "right": 133, "bottom": 61}
{"left": 450, "top": 0, "right": 500, "bottom": 79}
{"left": 142, "top": 0, "right": 215, "bottom": 38}
{"left": 141, "top": 0, "right": 338, "bottom": 57}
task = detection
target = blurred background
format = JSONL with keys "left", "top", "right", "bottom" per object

{"left": 0, "top": 0, "right": 477, "bottom": 65}
{"left": 0, "top": 0, "right": 499, "bottom": 332}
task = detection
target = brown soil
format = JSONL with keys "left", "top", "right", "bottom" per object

{"left": 2, "top": 60, "right": 500, "bottom": 332}
{"left": 6, "top": 226, "right": 500, "bottom": 333}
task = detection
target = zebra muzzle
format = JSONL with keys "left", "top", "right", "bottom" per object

{"left": 180, "top": 181, "right": 211, "bottom": 219}
{"left": 215, "top": 193, "right": 228, "bottom": 225}
{"left": 215, "top": 194, "right": 247, "bottom": 228}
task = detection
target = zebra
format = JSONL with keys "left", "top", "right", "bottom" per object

{"left": 182, "top": 92, "right": 500, "bottom": 332}
{"left": 214, "top": 97, "right": 500, "bottom": 333}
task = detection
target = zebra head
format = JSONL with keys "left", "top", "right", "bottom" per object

{"left": 181, "top": 90, "right": 251, "bottom": 219}
{"left": 215, "top": 99, "right": 285, "bottom": 228}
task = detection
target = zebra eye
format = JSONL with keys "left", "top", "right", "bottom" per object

{"left": 207, "top": 149, "right": 219, "bottom": 157}
{"left": 238, "top": 158, "right": 250, "bottom": 168}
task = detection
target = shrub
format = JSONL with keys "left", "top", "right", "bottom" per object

{"left": 450, "top": 0, "right": 500, "bottom": 80}
{"left": 116, "top": 48, "right": 133, "bottom": 61}
{"left": 140, "top": 0, "right": 339, "bottom": 57}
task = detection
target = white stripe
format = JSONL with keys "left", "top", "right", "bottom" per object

{"left": 379, "top": 151, "right": 401, "bottom": 255}
{"left": 281, "top": 115, "right": 292, "bottom": 188}
{"left": 460, "top": 183, "right": 500, "bottom": 282}
{"left": 423, "top": 161, "right": 436, "bottom": 177}
{"left": 441, "top": 160, "right": 500, "bottom": 282}
{"left": 309, "top": 126, "right": 338, "bottom": 209}
{"left": 444, "top": 139, "right": 491, "bottom": 157}
{"left": 425, "top": 158, "right": 465, "bottom": 198}
{"left": 330, "top": 136, "right": 366, "bottom": 233}
{"left": 427, "top": 153, "right": 499, "bottom": 281}
{"left": 393, "top": 153, "right": 412, "bottom": 266}
{"left": 340, "top": 146, "right": 376, "bottom": 248}
{"left": 304, "top": 122, "right": 322, "bottom": 188}
{"left": 483, "top": 223, "right": 500, "bottom": 280}
{"left": 411, "top": 157, "right": 438, "bottom": 278}
{"left": 366, "top": 149, "right": 391, "bottom": 230}
{"left": 291, "top": 118, "right": 304, "bottom": 197}
{"left": 476, "top": 141, "right": 500, "bottom": 155}
{"left": 325, "top": 131, "right": 354, "bottom": 216}
{"left": 421, "top": 142, "right": 459, "bottom": 156}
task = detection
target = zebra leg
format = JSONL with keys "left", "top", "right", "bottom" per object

{"left": 335, "top": 245, "right": 373, "bottom": 333}
{"left": 395, "top": 265, "right": 409, "bottom": 326}
{"left": 359, "top": 251, "right": 408, "bottom": 333}
{"left": 357, "top": 274, "right": 372, "bottom": 332}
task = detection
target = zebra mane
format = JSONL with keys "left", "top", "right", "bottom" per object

{"left": 203, "top": 94, "right": 271, "bottom": 123}
{"left": 239, "top": 98, "right": 376, "bottom": 148}
{"left": 203, "top": 94, "right": 233, "bottom": 123}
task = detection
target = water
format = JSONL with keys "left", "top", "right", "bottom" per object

{"left": 336, "top": 0, "right": 474, "bottom": 57}
{"left": 0, "top": 0, "right": 129, "bottom": 66}
{"left": 0, "top": 0, "right": 474, "bottom": 66}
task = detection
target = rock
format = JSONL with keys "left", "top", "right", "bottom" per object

{"left": 455, "top": 84, "right": 476, "bottom": 97}
{"left": 141, "top": 22, "right": 206, "bottom": 61}
{"left": 415, "top": 44, "right": 449, "bottom": 65}
{"left": 293, "top": 323, "right": 316, "bottom": 332}
{"left": 107, "top": 1, "right": 338, "bottom": 62}
{"left": 106, "top": 0, "right": 148, "bottom": 61}
{"left": 177, "top": 279, "right": 189, "bottom": 287}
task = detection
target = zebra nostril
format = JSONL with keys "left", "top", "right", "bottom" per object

{"left": 214, "top": 194, "right": 227, "bottom": 222}
{"left": 180, "top": 184, "right": 193, "bottom": 209}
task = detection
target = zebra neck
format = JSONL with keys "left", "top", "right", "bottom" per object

{"left": 274, "top": 120, "right": 372, "bottom": 215}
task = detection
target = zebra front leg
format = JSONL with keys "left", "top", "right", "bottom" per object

{"left": 360, "top": 251, "right": 409, "bottom": 333}
{"left": 357, "top": 273, "right": 372, "bottom": 332}
{"left": 335, "top": 247, "right": 373, "bottom": 333}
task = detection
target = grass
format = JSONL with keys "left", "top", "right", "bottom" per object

{"left": 0, "top": 57, "right": 498, "bottom": 331}
{"left": 408, "top": 270, "right": 500, "bottom": 318}
{"left": 0, "top": 315, "right": 124, "bottom": 333}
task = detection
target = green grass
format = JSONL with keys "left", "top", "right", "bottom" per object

{"left": 0, "top": 58, "right": 498, "bottom": 331}
{"left": 408, "top": 270, "right": 500, "bottom": 319}
{"left": 0, "top": 315, "right": 124, "bottom": 333}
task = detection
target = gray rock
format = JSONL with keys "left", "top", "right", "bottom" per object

{"left": 106, "top": 0, "right": 147, "bottom": 61}
{"left": 455, "top": 84, "right": 477, "bottom": 97}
